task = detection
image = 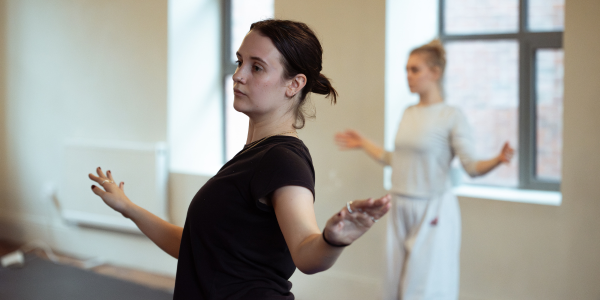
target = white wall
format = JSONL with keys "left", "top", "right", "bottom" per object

{"left": 0, "top": 0, "right": 178, "bottom": 275}
{"left": 556, "top": 0, "right": 600, "bottom": 297}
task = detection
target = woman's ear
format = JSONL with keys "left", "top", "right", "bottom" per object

{"left": 285, "top": 74, "right": 307, "bottom": 98}
{"left": 431, "top": 66, "right": 442, "bottom": 82}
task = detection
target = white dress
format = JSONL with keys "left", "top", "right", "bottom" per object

{"left": 381, "top": 103, "right": 479, "bottom": 300}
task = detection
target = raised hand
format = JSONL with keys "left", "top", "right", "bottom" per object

{"left": 334, "top": 129, "right": 364, "bottom": 150}
{"left": 323, "top": 194, "right": 391, "bottom": 246}
{"left": 498, "top": 142, "right": 514, "bottom": 164}
{"left": 89, "top": 167, "right": 133, "bottom": 217}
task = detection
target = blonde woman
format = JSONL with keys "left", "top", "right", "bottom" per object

{"left": 335, "top": 40, "right": 513, "bottom": 299}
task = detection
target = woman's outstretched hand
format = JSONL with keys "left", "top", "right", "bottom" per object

{"left": 89, "top": 167, "right": 133, "bottom": 218}
{"left": 498, "top": 142, "right": 514, "bottom": 164}
{"left": 323, "top": 194, "right": 392, "bottom": 246}
{"left": 334, "top": 129, "right": 364, "bottom": 150}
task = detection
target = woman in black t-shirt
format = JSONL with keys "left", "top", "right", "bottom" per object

{"left": 89, "top": 19, "right": 391, "bottom": 299}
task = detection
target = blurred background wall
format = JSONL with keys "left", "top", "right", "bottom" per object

{"left": 0, "top": 0, "right": 598, "bottom": 299}
{"left": 0, "top": 0, "right": 177, "bottom": 273}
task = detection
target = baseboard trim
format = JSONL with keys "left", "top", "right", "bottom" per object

{"left": 0, "top": 209, "right": 177, "bottom": 276}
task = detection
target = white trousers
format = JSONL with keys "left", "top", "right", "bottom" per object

{"left": 383, "top": 191, "right": 461, "bottom": 300}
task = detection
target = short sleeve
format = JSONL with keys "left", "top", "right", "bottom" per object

{"left": 450, "top": 108, "right": 480, "bottom": 177}
{"left": 250, "top": 145, "right": 316, "bottom": 210}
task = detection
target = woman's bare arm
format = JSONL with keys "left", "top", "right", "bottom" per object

{"left": 474, "top": 142, "right": 514, "bottom": 176}
{"left": 272, "top": 185, "right": 391, "bottom": 274}
{"left": 89, "top": 167, "right": 183, "bottom": 259}
{"left": 122, "top": 204, "right": 183, "bottom": 258}
{"left": 335, "top": 129, "right": 390, "bottom": 166}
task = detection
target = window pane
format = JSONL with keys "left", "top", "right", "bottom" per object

{"left": 225, "top": 75, "right": 249, "bottom": 160}
{"left": 230, "top": 0, "right": 274, "bottom": 63}
{"left": 445, "top": 40, "right": 519, "bottom": 187}
{"left": 528, "top": 0, "right": 565, "bottom": 32}
{"left": 444, "top": 0, "right": 518, "bottom": 35}
{"left": 536, "top": 49, "right": 563, "bottom": 181}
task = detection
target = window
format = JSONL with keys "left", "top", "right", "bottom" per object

{"left": 168, "top": 0, "right": 223, "bottom": 175}
{"left": 441, "top": 0, "right": 564, "bottom": 191}
{"left": 222, "top": 0, "right": 274, "bottom": 161}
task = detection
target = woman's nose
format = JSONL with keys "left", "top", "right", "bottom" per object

{"left": 232, "top": 71, "right": 244, "bottom": 83}
{"left": 231, "top": 71, "right": 244, "bottom": 83}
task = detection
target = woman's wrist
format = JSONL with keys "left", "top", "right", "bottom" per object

{"left": 322, "top": 231, "right": 350, "bottom": 247}
{"left": 356, "top": 137, "right": 366, "bottom": 149}
{"left": 121, "top": 201, "right": 138, "bottom": 219}
{"left": 496, "top": 154, "right": 504, "bottom": 165}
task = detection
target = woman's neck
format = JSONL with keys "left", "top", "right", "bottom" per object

{"left": 417, "top": 86, "right": 443, "bottom": 106}
{"left": 245, "top": 115, "right": 297, "bottom": 144}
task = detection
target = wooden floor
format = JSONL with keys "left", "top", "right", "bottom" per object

{"left": 0, "top": 239, "right": 175, "bottom": 293}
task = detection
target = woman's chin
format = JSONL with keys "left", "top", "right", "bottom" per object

{"left": 232, "top": 98, "right": 248, "bottom": 113}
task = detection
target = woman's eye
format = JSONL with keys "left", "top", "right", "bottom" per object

{"left": 253, "top": 65, "right": 262, "bottom": 72}
{"left": 235, "top": 60, "right": 242, "bottom": 67}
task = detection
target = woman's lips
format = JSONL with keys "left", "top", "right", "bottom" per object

{"left": 233, "top": 88, "right": 246, "bottom": 96}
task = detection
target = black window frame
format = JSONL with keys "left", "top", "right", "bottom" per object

{"left": 439, "top": 0, "right": 563, "bottom": 191}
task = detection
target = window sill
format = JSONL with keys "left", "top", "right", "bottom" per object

{"left": 453, "top": 185, "right": 562, "bottom": 206}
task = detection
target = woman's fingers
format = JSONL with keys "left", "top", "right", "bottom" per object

{"left": 346, "top": 129, "right": 360, "bottom": 139}
{"left": 88, "top": 168, "right": 134, "bottom": 217}
{"left": 330, "top": 209, "right": 346, "bottom": 229}
{"left": 88, "top": 173, "right": 101, "bottom": 183}
{"left": 350, "top": 195, "right": 391, "bottom": 220}
{"left": 324, "top": 195, "right": 390, "bottom": 246}
{"left": 89, "top": 167, "right": 119, "bottom": 186}
{"left": 499, "top": 142, "right": 515, "bottom": 163}
{"left": 96, "top": 167, "right": 106, "bottom": 178}
{"left": 340, "top": 203, "right": 371, "bottom": 224}
{"left": 334, "top": 136, "right": 348, "bottom": 146}
{"left": 344, "top": 203, "right": 380, "bottom": 227}
{"left": 334, "top": 131, "right": 362, "bottom": 149}
{"left": 503, "top": 142, "right": 514, "bottom": 154}
{"left": 91, "top": 185, "right": 106, "bottom": 197}
{"left": 335, "top": 133, "right": 351, "bottom": 142}
{"left": 89, "top": 173, "right": 109, "bottom": 186}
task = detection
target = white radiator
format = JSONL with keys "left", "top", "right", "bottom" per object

{"left": 61, "top": 140, "right": 168, "bottom": 234}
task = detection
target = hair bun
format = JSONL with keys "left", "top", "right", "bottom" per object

{"left": 410, "top": 38, "right": 447, "bottom": 76}
{"left": 425, "top": 39, "right": 445, "bottom": 57}
{"left": 312, "top": 73, "right": 338, "bottom": 104}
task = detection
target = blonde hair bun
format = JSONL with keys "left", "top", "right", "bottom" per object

{"left": 410, "top": 39, "right": 447, "bottom": 76}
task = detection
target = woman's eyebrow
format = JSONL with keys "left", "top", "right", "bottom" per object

{"left": 235, "top": 52, "right": 268, "bottom": 65}
{"left": 250, "top": 56, "right": 268, "bottom": 65}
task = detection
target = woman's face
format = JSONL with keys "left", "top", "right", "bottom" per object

{"left": 232, "top": 30, "right": 292, "bottom": 118}
{"left": 406, "top": 53, "right": 440, "bottom": 94}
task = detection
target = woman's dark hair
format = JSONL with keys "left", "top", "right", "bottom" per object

{"left": 250, "top": 19, "right": 337, "bottom": 129}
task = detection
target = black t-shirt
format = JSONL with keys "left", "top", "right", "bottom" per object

{"left": 173, "top": 136, "right": 315, "bottom": 300}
